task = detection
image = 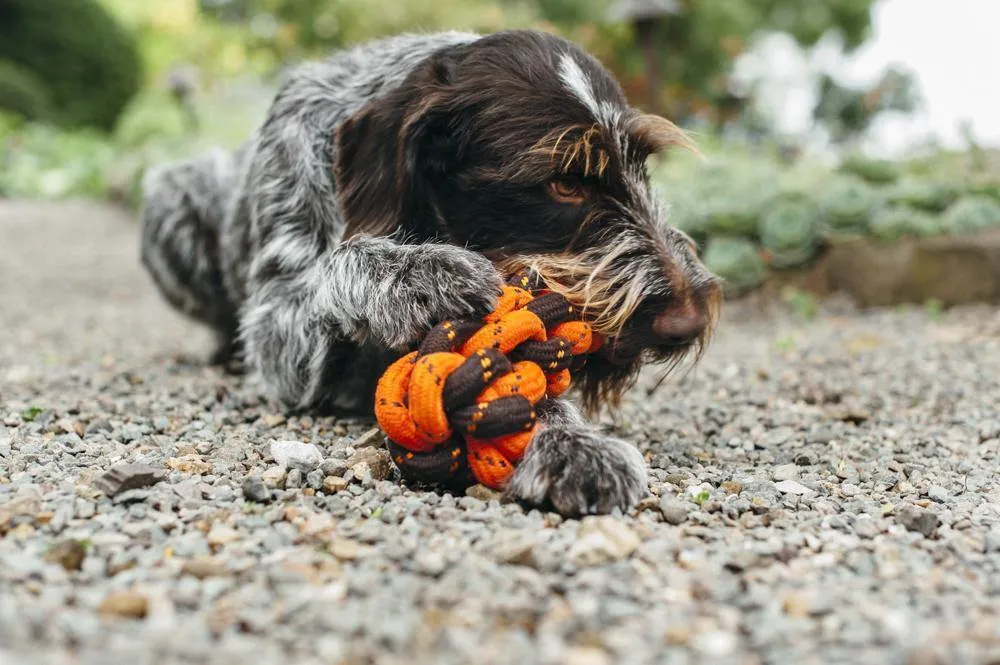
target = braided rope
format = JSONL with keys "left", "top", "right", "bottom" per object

{"left": 375, "top": 272, "right": 603, "bottom": 489}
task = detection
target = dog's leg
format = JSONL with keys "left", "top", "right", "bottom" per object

{"left": 140, "top": 149, "right": 242, "bottom": 367}
{"left": 506, "top": 398, "right": 648, "bottom": 516}
{"left": 239, "top": 236, "right": 503, "bottom": 410}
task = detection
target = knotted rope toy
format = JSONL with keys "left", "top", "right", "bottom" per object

{"left": 375, "top": 272, "right": 603, "bottom": 490}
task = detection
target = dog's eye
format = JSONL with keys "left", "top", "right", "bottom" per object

{"left": 547, "top": 178, "right": 588, "bottom": 205}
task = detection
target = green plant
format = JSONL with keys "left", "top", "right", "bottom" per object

{"left": 0, "top": 60, "right": 53, "bottom": 122}
{"left": 886, "top": 179, "right": 959, "bottom": 213}
{"left": 702, "top": 236, "right": 769, "bottom": 296}
{"left": 869, "top": 206, "right": 940, "bottom": 241}
{"left": 838, "top": 155, "right": 901, "bottom": 185}
{"left": 20, "top": 406, "right": 44, "bottom": 422}
{"left": 820, "top": 175, "right": 880, "bottom": 234}
{"left": 940, "top": 195, "right": 1000, "bottom": 235}
{"left": 758, "top": 198, "right": 821, "bottom": 268}
{"left": 0, "top": 0, "right": 143, "bottom": 130}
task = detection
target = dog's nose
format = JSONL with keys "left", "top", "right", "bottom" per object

{"left": 652, "top": 302, "right": 706, "bottom": 346}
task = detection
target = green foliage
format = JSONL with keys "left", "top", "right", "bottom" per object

{"left": 20, "top": 406, "right": 44, "bottom": 422}
{"left": 940, "top": 196, "right": 1000, "bottom": 236}
{"left": 885, "top": 179, "right": 959, "bottom": 213}
{"left": 702, "top": 236, "right": 768, "bottom": 295}
{"left": 0, "top": 0, "right": 142, "bottom": 130}
{"left": 819, "top": 175, "right": 880, "bottom": 234}
{"left": 838, "top": 155, "right": 900, "bottom": 184}
{"left": 759, "top": 198, "right": 820, "bottom": 268}
{"left": 0, "top": 61, "right": 53, "bottom": 122}
{"left": 869, "top": 206, "right": 941, "bottom": 242}
{"left": 0, "top": 118, "right": 114, "bottom": 200}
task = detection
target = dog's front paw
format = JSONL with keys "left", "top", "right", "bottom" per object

{"left": 506, "top": 425, "right": 648, "bottom": 517}
{"left": 367, "top": 245, "right": 503, "bottom": 349}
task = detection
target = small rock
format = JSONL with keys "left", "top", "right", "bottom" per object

{"left": 720, "top": 481, "right": 743, "bottom": 494}
{"left": 347, "top": 448, "right": 393, "bottom": 481}
{"left": 207, "top": 525, "right": 239, "bottom": 548}
{"left": 285, "top": 468, "right": 303, "bottom": 489}
{"left": 93, "top": 463, "right": 165, "bottom": 497}
{"left": 466, "top": 484, "right": 503, "bottom": 502}
{"left": 489, "top": 531, "right": 539, "bottom": 567}
{"left": 167, "top": 455, "right": 211, "bottom": 475}
{"left": 567, "top": 517, "right": 640, "bottom": 567}
{"left": 896, "top": 505, "right": 940, "bottom": 537}
{"left": 261, "top": 466, "right": 286, "bottom": 489}
{"left": 772, "top": 464, "right": 799, "bottom": 481}
{"left": 330, "top": 539, "right": 361, "bottom": 560}
{"left": 321, "top": 458, "right": 349, "bottom": 476}
{"left": 44, "top": 539, "right": 87, "bottom": 571}
{"left": 261, "top": 414, "right": 286, "bottom": 428}
{"left": 241, "top": 475, "right": 272, "bottom": 503}
{"left": 984, "top": 529, "right": 1000, "bottom": 553}
{"left": 270, "top": 440, "right": 323, "bottom": 472}
{"left": 352, "top": 428, "right": 386, "bottom": 449}
{"left": 562, "top": 646, "right": 611, "bottom": 665}
{"left": 775, "top": 480, "right": 815, "bottom": 496}
{"left": 658, "top": 498, "right": 689, "bottom": 525}
{"left": 323, "top": 476, "right": 349, "bottom": 493}
{"left": 180, "top": 558, "right": 228, "bottom": 579}
{"left": 98, "top": 591, "right": 148, "bottom": 619}
{"left": 306, "top": 469, "right": 324, "bottom": 490}
{"left": 926, "top": 485, "right": 949, "bottom": 503}
{"left": 692, "top": 631, "right": 737, "bottom": 657}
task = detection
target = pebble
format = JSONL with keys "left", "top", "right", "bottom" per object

{"left": 43, "top": 539, "right": 87, "bottom": 571}
{"left": 97, "top": 591, "right": 148, "bottom": 619}
{"left": 241, "top": 475, "right": 272, "bottom": 503}
{"left": 567, "top": 517, "right": 640, "bottom": 567}
{"left": 775, "top": 480, "right": 815, "bottom": 496}
{"left": 270, "top": 440, "right": 324, "bottom": 472}
{"left": 180, "top": 558, "right": 228, "bottom": 579}
{"left": 323, "top": 476, "right": 349, "bottom": 493}
{"left": 658, "top": 497, "right": 689, "bottom": 525}
{"left": 93, "top": 463, "right": 165, "bottom": 496}
{"left": 261, "top": 466, "right": 287, "bottom": 489}
{"left": 896, "top": 505, "right": 940, "bottom": 537}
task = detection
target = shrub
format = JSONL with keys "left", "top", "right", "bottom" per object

{"left": 820, "top": 176, "right": 880, "bottom": 234}
{"left": 838, "top": 155, "right": 900, "bottom": 184}
{"left": 886, "top": 178, "right": 959, "bottom": 213}
{"left": 869, "top": 206, "right": 941, "bottom": 241}
{"left": 0, "top": 0, "right": 142, "bottom": 130}
{"left": 702, "top": 236, "right": 768, "bottom": 296}
{"left": 0, "top": 60, "right": 53, "bottom": 122}
{"left": 941, "top": 196, "right": 1000, "bottom": 235}
{"left": 758, "top": 199, "right": 821, "bottom": 268}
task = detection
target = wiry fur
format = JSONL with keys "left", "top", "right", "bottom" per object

{"left": 139, "top": 30, "right": 719, "bottom": 516}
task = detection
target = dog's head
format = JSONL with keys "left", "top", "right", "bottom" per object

{"left": 336, "top": 30, "right": 720, "bottom": 411}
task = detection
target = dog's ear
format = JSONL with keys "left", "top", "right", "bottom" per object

{"left": 335, "top": 55, "right": 463, "bottom": 239}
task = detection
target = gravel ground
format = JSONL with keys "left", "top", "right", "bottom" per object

{"left": 2, "top": 200, "right": 1000, "bottom": 665}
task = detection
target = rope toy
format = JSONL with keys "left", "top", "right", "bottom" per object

{"left": 374, "top": 272, "right": 603, "bottom": 489}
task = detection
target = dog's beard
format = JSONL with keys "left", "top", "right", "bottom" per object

{"left": 502, "top": 250, "right": 720, "bottom": 415}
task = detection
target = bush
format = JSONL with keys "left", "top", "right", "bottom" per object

{"left": 0, "top": 0, "right": 142, "bottom": 130}
{"left": 941, "top": 196, "right": 1000, "bottom": 235}
{"left": 886, "top": 178, "right": 959, "bottom": 213}
{"left": 820, "top": 176, "right": 880, "bottom": 234}
{"left": 702, "top": 236, "right": 768, "bottom": 295}
{"left": 839, "top": 155, "right": 900, "bottom": 184}
{"left": 0, "top": 60, "right": 53, "bottom": 122}
{"left": 759, "top": 199, "right": 821, "bottom": 268}
{"left": 869, "top": 206, "right": 941, "bottom": 241}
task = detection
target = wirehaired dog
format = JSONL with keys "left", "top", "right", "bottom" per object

{"left": 140, "top": 30, "right": 720, "bottom": 516}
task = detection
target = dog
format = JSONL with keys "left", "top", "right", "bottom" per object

{"left": 140, "top": 30, "right": 720, "bottom": 516}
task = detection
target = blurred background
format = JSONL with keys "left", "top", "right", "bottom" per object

{"left": 1, "top": 0, "right": 997, "bottom": 306}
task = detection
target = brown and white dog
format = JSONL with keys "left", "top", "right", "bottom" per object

{"left": 140, "top": 30, "right": 720, "bottom": 516}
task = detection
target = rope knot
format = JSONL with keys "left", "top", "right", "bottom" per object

{"left": 374, "top": 271, "right": 602, "bottom": 489}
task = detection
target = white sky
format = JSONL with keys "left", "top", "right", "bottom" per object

{"left": 734, "top": 0, "right": 999, "bottom": 156}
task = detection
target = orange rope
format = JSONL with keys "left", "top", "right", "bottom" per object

{"left": 374, "top": 273, "right": 601, "bottom": 489}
